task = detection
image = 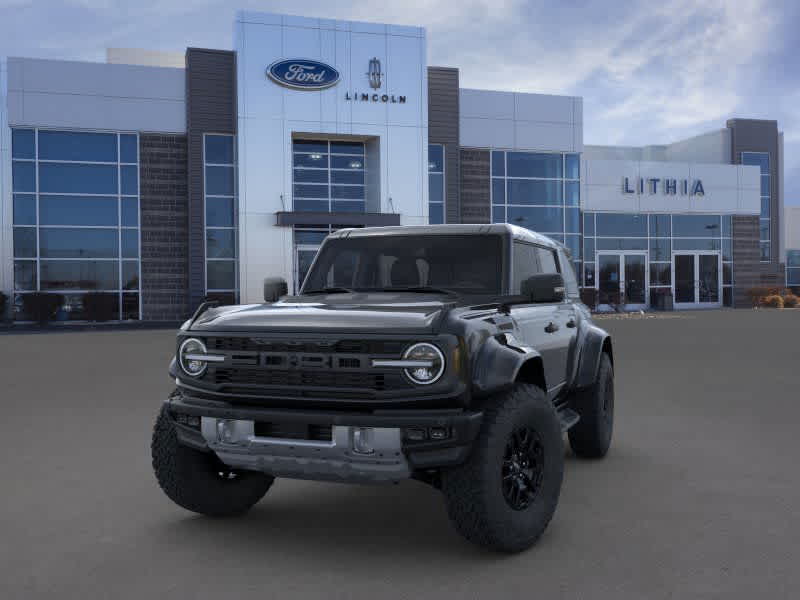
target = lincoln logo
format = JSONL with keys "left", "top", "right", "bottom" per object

{"left": 266, "top": 59, "right": 341, "bottom": 90}
{"left": 367, "top": 57, "right": 382, "bottom": 89}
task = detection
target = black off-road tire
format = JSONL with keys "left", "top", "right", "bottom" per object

{"left": 441, "top": 383, "right": 564, "bottom": 553}
{"left": 151, "top": 407, "right": 274, "bottom": 517}
{"left": 568, "top": 353, "right": 614, "bottom": 458}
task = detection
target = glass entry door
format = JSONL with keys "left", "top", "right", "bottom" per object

{"left": 672, "top": 252, "right": 721, "bottom": 309}
{"left": 597, "top": 252, "right": 648, "bottom": 311}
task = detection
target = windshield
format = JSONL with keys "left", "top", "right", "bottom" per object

{"left": 302, "top": 234, "right": 505, "bottom": 295}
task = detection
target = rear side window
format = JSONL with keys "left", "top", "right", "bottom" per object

{"left": 558, "top": 248, "right": 579, "bottom": 298}
{"left": 512, "top": 242, "right": 540, "bottom": 293}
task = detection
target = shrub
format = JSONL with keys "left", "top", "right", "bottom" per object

{"left": 22, "top": 293, "right": 64, "bottom": 324}
{"left": 782, "top": 294, "right": 799, "bottom": 308}
{"left": 762, "top": 295, "right": 784, "bottom": 309}
{"left": 83, "top": 292, "right": 118, "bottom": 322}
{"left": 0, "top": 291, "right": 7, "bottom": 322}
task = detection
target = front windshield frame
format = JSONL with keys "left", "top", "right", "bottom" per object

{"left": 301, "top": 233, "right": 509, "bottom": 297}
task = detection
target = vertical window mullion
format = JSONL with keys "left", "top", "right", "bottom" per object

{"left": 117, "top": 133, "right": 123, "bottom": 320}
{"left": 35, "top": 128, "right": 41, "bottom": 293}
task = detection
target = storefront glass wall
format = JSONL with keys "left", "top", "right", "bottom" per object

{"left": 742, "top": 152, "right": 771, "bottom": 261}
{"left": 787, "top": 250, "right": 800, "bottom": 290}
{"left": 428, "top": 144, "right": 444, "bottom": 224}
{"left": 204, "top": 134, "right": 238, "bottom": 303}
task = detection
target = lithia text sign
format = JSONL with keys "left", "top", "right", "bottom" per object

{"left": 623, "top": 177, "right": 705, "bottom": 196}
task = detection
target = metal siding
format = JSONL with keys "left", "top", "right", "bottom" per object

{"left": 427, "top": 67, "right": 460, "bottom": 223}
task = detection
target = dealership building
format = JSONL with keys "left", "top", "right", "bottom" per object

{"left": 0, "top": 10, "right": 793, "bottom": 321}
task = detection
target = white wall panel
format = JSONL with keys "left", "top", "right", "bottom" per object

{"left": 459, "top": 117, "right": 514, "bottom": 149}
{"left": 460, "top": 89, "right": 514, "bottom": 120}
{"left": 514, "top": 121, "right": 574, "bottom": 152}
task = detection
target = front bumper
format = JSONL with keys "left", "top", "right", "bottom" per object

{"left": 166, "top": 390, "right": 483, "bottom": 483}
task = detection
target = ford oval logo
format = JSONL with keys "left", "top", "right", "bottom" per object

{"left": 267, "top": 59, "right": 340, "bottom": 90}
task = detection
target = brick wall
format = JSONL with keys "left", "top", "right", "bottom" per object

{"left": 459, "top": 149, "right": 490, "bottom": 224}
{"left": 139, "top": 134, "right": 189, "bottom": 321}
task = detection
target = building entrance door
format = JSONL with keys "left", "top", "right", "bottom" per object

{"left": 596, "top": 252, "right": 648, "bottom": 311}
{"left": 672, "top": 251, "right": 721, "bottom": 309}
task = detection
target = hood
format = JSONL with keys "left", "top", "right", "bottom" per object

{"left": 189, "top": 292, "right": 453, "bottom": 334}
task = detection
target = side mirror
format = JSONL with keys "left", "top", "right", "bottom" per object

{"left": 263, "top": 277, "right": 288, "bottom": 303}
{"left": 521, "top": 273, "right": 565, "bottom": 303}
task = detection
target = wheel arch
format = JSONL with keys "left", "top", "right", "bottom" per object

{"left": 574, "top": 325, "right": 613, "bottom": 389}
{"left": 471, "top": 334, "right": 547, "bottom": 398}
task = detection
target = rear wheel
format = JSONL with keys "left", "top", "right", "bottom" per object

{"left": 442, "top": 383, "right": 564, "bottom": 552}
{"left": 568, "top": 353, "right": 614, "bottom": 458}
{"left": 151, "top": 406, "right": 274, "bottom": 516}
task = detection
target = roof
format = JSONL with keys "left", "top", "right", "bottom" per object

{"left": 327, "top": 223, "right": 561, "bottom": 249}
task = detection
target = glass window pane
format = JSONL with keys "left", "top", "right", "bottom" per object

{"left": 565, "top": 181, "right": 579, "bottom": 206}
{"left": 650, "top": 263, "right": 671, "bottom": 286}
{"left": 205, "top": 166, "right": 234, "bottom": 195}
{"left": 40, "top": 195, "right": 118, "bottom": 226}
{"left": 428, "top": 144, "right": 444, "bottom": 172}
{"left": 122, "top": 293, "right": 140, "bottom": 320}
{"left": 565, "top": 234, "right": 581, "bottom": 260}
{"left": 507, "top": 179, "right": 562, "bottom": 205}
{"left": 492, "top": 206, "right": 506, "bottom": 223}
{"left": 294, "top": 199, "right": 329, "bottom": 212}
{"left": 721, "top": 215, "right": 732, "bottom": 237}
{"left": 759, "top": 219, "right": 770, "bottom": 241}
{"left": 492, "top": 179, "right": 505, "bottom": 205}
{"left": 583, "top": 213, "right": 595, "bottom": 236}
{"left": 506, "top": 206, "right": 563, "bottom": 232}
{"left": 207, "top": 229, "right": 236, "bottom": 258}
{"left": 40, "top": 260, "right": 119, "bottom": 290}
{"left": 507, "top": 152, "right": 562, "bottom": 178}
{"left": 649, "top": 238, "right": 671, "bottom": 261}
{"left": 332, "top": 170, "right": 365, "bottom": 185}
{"left": 723, "top": 287, "right": 732, "bottom": 307}
{"left": 429, "top": 173, "right": 444, "bottom": 204}
{"left": 207, "top": 260, "right": 236, "bottom": 290}
{"left": 294, "top": 230, "right": 328, "bottom": 245}
{"left": 596, "top": 238, "right": 647, "bottom": 250}
{"left": 13, "top": 227, "right": 37, "bottom": 258}
{"left": 38, "top": 130, "right": 117, "bottom": 162}
{"left": 294, "top": 153, "right": 329, "bottom": 168}
{"left": 331, "top": 200, "right": 365, "bottom": 213}
{"left": 40, "top": 228, "right": 118, "bottom": 258}
{"left": 741, "top": 152, "right": 769, "bottom": 174}
{"left": 122, "top": 229, "right": 139, "bottom": 258}
{"left": 122, "top": 261, "right": 139, "bottom": 290}
{"left": 595, "top": 213, "right": 647, "bottom": 237}
{"left": 205, "top": 135, "right": 234, "bottom": 164}
{"left": 12, "top": 161, "right": 36, "bottom": 192}
{"left": 759, "top": 242, "right": 770, "bottom": 261}
{"left": 788, "top": 268, "right": 800, "bottom": 285}
{"left": 429, "top": 202, "right": 444, "bottom": 225}
{"left": 673, "top": 238, "right": 721, "bottom": 251}
{"left": 760, "top": 175, "right": 770, "bottom": 197}
{"left": 121, "top": 165, "right": 138, "bottom": 195}
{"left": 294, "top": 184, "right": 329, "bottom": 199}
{"left": 13, "top": 194, "right": 36, "bottom": 225}
{"left": 205, "top": 197, "right": 234, "bottom": 227}
{"left": 330, "top": 141, "right": 364, "bottom": 155}
{"left": 761, "top": 197, "right": 770, "bottom": 218}
{"left": 583, "top": 237, "right": 595, "bottom": 262}
{"left": 565, "top": 207, "right": 580, "bottom": 233}
{"left": 293, "top": 140, "right": 328, "bottom": 154}
{"left": 294, "top": 168, "right": 329, "bottom": 184}
{"left": 120, "top": 134, "right": 138, "bottom": 163}
{"left": 39, "top": 163, "right": 118, "bottom": 194}
{"left": 331, "top": 185, "right": 364, "bottom": 200}
{"left": 491, "top": 151, "right": 505, "bottom": 177}
{"left": 787, "top": 251, "right": 800, "bottom": 268}
{"left": 14, "top": 261, "right": 37, "bottom": 291}
{"left": 536, "top": 247, "right": 559, "bottom": 274}
{"left": 565, "top": 154, "right": 580, "bottom": 179}
{"left": 649, "top": 214, "right": 671, "bottom": 237}
{"left": 121, "top": 198, "right": 139, "bottom": 227}
{"left": 12, "top": 129, "right": 35, "bottom": 159}
{"left": 330, "top": 155, "right": 363, "bottom": 170}
{"left": 723, "top": 263, "right": 732, "bottom": 285}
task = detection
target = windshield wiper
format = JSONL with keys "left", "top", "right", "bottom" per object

{"left": 302, "top": 287, "right": 356, "bottom": 295}
{"left": 375, "top": 286, "right": 460, "bottom": 296}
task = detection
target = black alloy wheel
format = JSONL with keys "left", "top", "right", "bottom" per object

{"left": 502, "top": 427, "right": 545, "bottom": 510}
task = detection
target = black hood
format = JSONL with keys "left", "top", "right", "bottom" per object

{"left": 189, "top": 292, "right": 454, "bottom": 335}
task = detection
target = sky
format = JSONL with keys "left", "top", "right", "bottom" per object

{"left": 1, "top": 0, "right": 798, "bottom": 205}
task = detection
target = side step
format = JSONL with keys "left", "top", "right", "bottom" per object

{"left": 557, "top": 408, "right": 580, "bottom": 432}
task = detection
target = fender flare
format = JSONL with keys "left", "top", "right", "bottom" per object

{"left": 574, "top": 325, "right": 613, "bottom": 389}
{"left": 471, "top": 334, "right": 546, "bottom": 397}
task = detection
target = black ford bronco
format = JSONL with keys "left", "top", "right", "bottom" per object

{"left": 152, "top": 224, "right": 614, "bottom": 552}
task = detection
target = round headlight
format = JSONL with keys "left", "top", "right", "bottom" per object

{"left": 403, "top": 343, "right": 445, "bottom": 385}
{"left": 179, "top": 338, "right": 208, "bottom": 377}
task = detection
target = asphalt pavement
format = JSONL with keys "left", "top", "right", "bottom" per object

{"left": 1, "top": 309, "right": 798, "bottom": 599}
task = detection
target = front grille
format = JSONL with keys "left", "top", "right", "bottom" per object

{"left": 208, "top": 337, "right": 405, "bottom": 355}
{"left": 214, "top": 368, "right": 385, "bottom": 390}
{"left": 254, "top": 421, "right": 333, "bottom": 442}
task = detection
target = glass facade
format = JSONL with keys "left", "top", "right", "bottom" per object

{"left": 204, "top": 134, "right": 238, "bottom": 303}
{"left": 583, "top": 213, "right": 733, "bottom": 306}
{"left": 787, "top": 250, "right": 800, "bottom": 288}
{"left": 11, "top": 128, "right": 141, "bottom": 320}
{"left": 742, "top": 152, "right": 770, "bottom": 261}
{"left": 292, "top": 140, "right": 365, "bottom": 213}
{"left": 428, "top": 144, "right": 444, "bottom": 224}
{"left": 491, "top": 150, "right": 581, "bottom": 275}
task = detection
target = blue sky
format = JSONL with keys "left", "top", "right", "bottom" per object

{"left": 2, "top": 0, "right": 798, "bottom": 204}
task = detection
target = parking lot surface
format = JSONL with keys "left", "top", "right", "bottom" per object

{"left": 2, "top": 309, "right": 799, "bottom": 599}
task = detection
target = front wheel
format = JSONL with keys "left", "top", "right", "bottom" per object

{"left": 442, "top": 383, "right": 564, "bottom": 553}
{"left": 568, "top": 353, "right": 614, "bottom": 458}
{"left": 151, "top": 406, "right": 274, "bottom": 517}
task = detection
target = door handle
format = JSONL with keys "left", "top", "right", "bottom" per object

{"left": 566, "top": 318, "right": 576, "bottom": 328}
{"left": 545, "top": 322, "right": 559, "bottom": 333}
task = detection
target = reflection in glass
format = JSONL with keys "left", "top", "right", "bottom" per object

{"left": 40, "top": 261, "right": 119, "bottom": 290}
{"left": 596, "top": 213, "right": 647, "bottom": 237}
{"left": 38, "top": 130, "right": 117, "bottom": 162}
{"left": 507, "top": 152, "right": 562, "bottom": 178}
{"left": 206, "top": 229, "right": 236, "bottom": 258}
{"left": 13, "top": 228, "right": 37, "bottom": 258}
{"left": 13, "top": 194, "right": 36, "bottom": 225}
{"left": 205, "top": 135, "right": 234, "bottom": 164}
{"left": 40, "top": 195, "right": 118, "bottom": 226}
{"left": 14, "top": 261, "right": 37, "bottom": 291}
{"left": 39, "top": 163, "right": 118, "bottom": 194}
{"left": 39, "top": 228, "right": 118, "bottom": 258}
{"left": 207, "top": 260, "right": 236, "bottom": 290}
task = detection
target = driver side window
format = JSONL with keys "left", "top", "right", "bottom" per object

{"left": 512, "top": 242, "right": 541, "bottom": 293}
